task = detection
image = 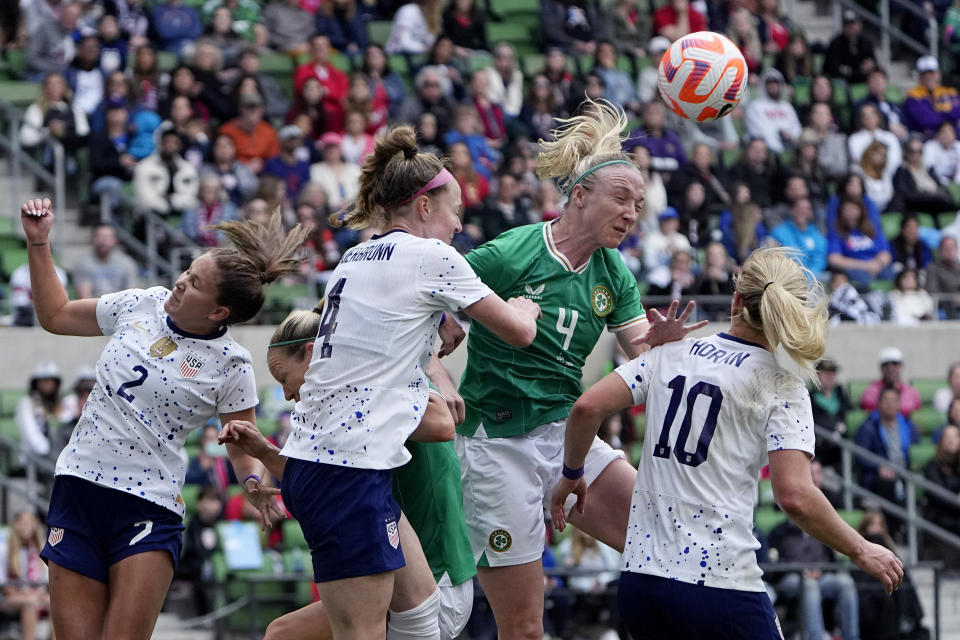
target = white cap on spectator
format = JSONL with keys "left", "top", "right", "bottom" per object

{"left": 647, "top": 36, "right": 671, "bottom": 56}
{"left": 917, "top": 55, "right": 939, "bottom": 73}
{"left": 878, "top": 346, "right": 904, "bottom": 365}
{"left": 278, "top": 125, "right": 304, "bottom": 140}
{"left": 30, "top": 361, "right": 61, "bottom": 381}
{"left": 842, "top": 9, "right": 858, "bottom": 23}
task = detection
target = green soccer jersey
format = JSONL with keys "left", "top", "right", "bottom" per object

{"left": 458, "top": 221, "right": 646, "bottom": 439}
{"left": 392, "top": 440, "right": 477, "bottom": 586}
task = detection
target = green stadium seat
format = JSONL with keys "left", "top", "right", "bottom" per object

{"left": 757, "top": 478, "right": 775, "bottom": 507}
{"left": 259, "top": 53, "right": 295, "bottom": 74}
{"left": 831, "top": 78, "right": 850, "bottom": 105}
{"left": 467, "top": 52, "right": 494, "bottom": 73}
{"left": 846, "top": 409, "right": 869, "bottom": 439}
{"left": 156, "top": 51, "right": 178, "bottom": 72}
{"left": 917, "top": 213, "right": 936, "bottom": 229}
{"left": 836, "top": 509, "right": 864, "bottom": 530}
{"left": 521, "top": 53, "right": 545, "bottom": 76}
{"left": 868, "top": 279, "right": 893, "bottom": 292}
{"left": 881, "top": 212, "right": 901, "bottom": 240}
{"left": 911, "top": 378, "right": 943, "bottom": 406}
{"left": 629, "top": 440, "right": 644, "bottom": 466}
{"left": 0, "top": 81, "right": 39, "bottom": 108}
{"left": 329, "top": 53, "right": 351, "bottom": 72}
{"left": 910, "top": 440, "right": 937, "bottom": 472}
{"left": 0, "top": 216, "right": 13, "bottom": 235}
{"left": 754, "top": 506, "right": 787, "bottom": 536}
{"left": 792, "top": 83, "right": 810, "bottom": 106}
{"left": 490, "top": 0, "right": 539, "bottom": 16}
{"left": 0, "top": 49, "right": 24, "bottom": 79}
{"left": 282, "top": 519, "right": 308, "bottom": 549}
{"left": 911, "top": 408, "right": 946, "bottom": 436}
{"left": 884, "top": 86, "right": 903, "bottom": 103}
{"left": 486, "top": 22, "right": 532, "bottom": 47}
{"left": 367, "top": 20, "right": 394, "bottom": 47}
{"left": 0, "top": 416, "right": 19, "bottom": 442}
{"left": 0, "top": 390, "right": 25, "bottom": 417}
{"left": 180, "top": 483, "right": 201, "bottom": 516}
{"left": 616, "top": 55, "right": 634, "bottom": 74}
{"left": 848, "top": 380, "right": 872, "bottom": 407}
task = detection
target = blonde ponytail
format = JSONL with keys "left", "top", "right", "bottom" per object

{"left": 735, "top": 248, "right": 828, "bottom": 379}
{"left": 268, "top": 304, "right": 324, "bottom": 359}
{"left": 536, "top": 98, "right": 635, "bottom": 194}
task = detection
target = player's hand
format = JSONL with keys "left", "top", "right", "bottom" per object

{"left": 431, "top": 371, "right": 465, "bottom": 425}
{"left": 550, "top": 476, "right": 587, "bottom": 532}
{"left": 20, "top": 198, "right": 54, "bottom": 244}
{"left": 438, "top": 314, "right": 465, "bottom": 357}
{"left": 218, "top": 420, "right": 276, "bottom": 461}
{"left": 631, "top": 300, "right": 708, "bottom": 348}
{"left": 851, "top": 540, "right": 903, "bottom": 595}
{"left": 243, "top": 474, "right": 285, "bottom": 532}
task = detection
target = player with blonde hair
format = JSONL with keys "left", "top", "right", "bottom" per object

{"left": 552, "top": 248, "right": 904, "bottom": 639}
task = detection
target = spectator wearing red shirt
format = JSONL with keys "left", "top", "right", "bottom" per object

{"left": 653, "top": 0, "right": 706, "bottom": 42}
{"left": 218, "top": 93, "right": 280, "bottom": 173}
{"left": 294, "top": 34, "right": 349, "bottom": 131}
{"left": 861, "top": 347, "right": 923, "bottom": 416}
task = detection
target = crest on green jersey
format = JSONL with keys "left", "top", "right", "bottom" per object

{"left": 591, "top": 285, "right": 614, "bottom": 317}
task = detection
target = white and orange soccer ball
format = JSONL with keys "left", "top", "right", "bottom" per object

{"left": 657, "top": 31, "right": 748, "bottom": 122}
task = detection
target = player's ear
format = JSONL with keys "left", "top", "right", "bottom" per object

{"left": 209, "top": 305, "right": 231, "bottom": 324}
{"left": 415, "top": 193, "right": 431, "bottom": 221}
{"left": 304, "top": 341, "right": 314, "bottom": 357}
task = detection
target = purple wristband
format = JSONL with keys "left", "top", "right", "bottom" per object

{"left": 562, "top": 464, "right": 584, "bottom": 480}
{"left": 243, "top": 474, "right": 262, "bottom": 486}
{"left": 440, "top": 312, "right": 447, "bottom": 324}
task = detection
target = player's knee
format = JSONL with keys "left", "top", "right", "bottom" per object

{"left": 264, "top": 616, "right": 296, "bottom": 640}
{"left": 388, "top": 588, "right": 441, "bottom": 640}
{"left": 498, "top": 615, "right": 543, "bottom": 640}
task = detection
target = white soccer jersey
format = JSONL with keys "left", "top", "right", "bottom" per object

{"left": 283, "top": 231, "right": 492, "bottom": 469}
{"left": 56, "top": 287, "right": 258, "bottom": 516}
{"left": 614, "top": 332, "right": 815, "bottom": 592}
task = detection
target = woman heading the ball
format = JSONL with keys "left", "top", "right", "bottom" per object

{"left": 552, "top": 248, "right": 903, "bottom": 639}
{"left": 428, "top": 99, "right": 706, "bottom": 639}
{"left": 20, "top": 197, "right": 303, "bottom": 640}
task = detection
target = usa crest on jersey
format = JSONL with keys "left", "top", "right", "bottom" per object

{"left": 179, "top": 354, "right": 205, "bottom": 378}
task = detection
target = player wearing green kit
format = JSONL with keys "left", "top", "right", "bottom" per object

{"left": 430, "top": 100, "right": 707, "bottom": 640}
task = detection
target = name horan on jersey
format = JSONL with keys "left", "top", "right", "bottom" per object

{"left": 340, "top": 242, "right": 397, "bottom": 263}
{"left": 689, "top": 340, "right": 752, "bottom": 368}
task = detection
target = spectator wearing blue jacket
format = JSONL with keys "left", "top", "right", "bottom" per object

{"left": 151, "top": 0, "right": 203, "bottom": 54}
{"left": 443, "top": 105, "right": 499, "bottom": 180}
{"left": 770, "top": 197, "right": 828, "bottom": 276}
{"left": 315, "top": 0, "right": 368, "bottom": 56}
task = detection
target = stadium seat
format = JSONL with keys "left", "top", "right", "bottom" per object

{"left": 0, "top": 416, "right": 18, "bottom": 442}
{"left": 848, "top": 380, "right": 872, "bottom": 407}
{"left": 868, "top": 279, "right": 893, "bottom": 292}
{"left": 917, "top": 213, "right": 936, "bottom": 229}
{"left": 282, "top": 547, "right": 315, "bottom": 606}
{"left": 467, "top": 52, "right": 494, "bottom": 73}
{"left": 845, "top": 409, "right": 869, "bottom": 439}
{"left": 0, "top": 49, "right": 24, "bottom": 79}
{"left": 835, "top": 509, "right": 864, "bottom": 530}
{"left": 366, "top": 20, "right": 394, "bottom": 47}
{"left": 910, "top": 440, "right": 937, "bottom": 472}
{"left": 0, "top": 81, "right": 39, "bottom": 109}
{"left": 849, "top": 83, "right": 868, "bottom": 104}
{"left": 881, "top": 212, "right": 901, "bottom": 239}
{"left": 911, "top": 378, "right": 943, "bottom": 406}
{"left": 490, "top": 0, "right": 539, "bottom": 17}
{"left": 911, "top": 408, "right": 946, "bottom": 437}
{"left": 282, "top": 519, "right": 308, "bottom": 550}
{"left": 0, "top": 390, "right": 25, "bottom": 417}
{"left": 156, "top": 51, "right": 178, "bottom": 72}
{"left": 180, "top": 483, "right": 200, "bottom": 516}
{"left": 754, "top": 506, "right": 787, "bottom": 536}
{"left": 486, "top": 22, "right": 533, "bottom": 48}
{"left": 757, "top": 477, "right": 775, "bottom": 507}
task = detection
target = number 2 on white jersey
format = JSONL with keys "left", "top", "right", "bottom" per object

{"left": 556, "top": 307, "right": 578, "bottom": 351}
{"left": 129, "top": 520, "right": 153, "bottom": 546}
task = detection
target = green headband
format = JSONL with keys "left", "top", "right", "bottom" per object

{"left": 267, "top": 337, "right": 314, "bottom": 349}
{"left": 567, "top": 159, "right": 635, "bottom": 194}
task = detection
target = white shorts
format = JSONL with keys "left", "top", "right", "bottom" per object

{"left": 437, "top": 573, "right": 473, "bottom": 640}
{"left": 455, "top": 420, "right": 626, "bottom": 567}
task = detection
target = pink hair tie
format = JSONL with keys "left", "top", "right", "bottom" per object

{"left": 385, "top": 168, "right": 455, "bottom": 210}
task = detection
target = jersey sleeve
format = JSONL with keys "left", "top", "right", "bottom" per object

{"left": 96, "top": 287, "right": 149, "bottom": 336}
{"left": 216, "top": 355, "right": 259, "bottom": 414}
{"left": 764, "top": 376, "right": 816, "bottom": 456}
{"left": 606, "top": 255, "right": 647, "bottom": 333}
{"left": 464, "top": 234, "right": 518, "bottom": 294}
{"left": 613, "top": 350, "right": 654, "bottom": 406}
{"left": 418, "top": 241, "right": 493, "bottom": 312}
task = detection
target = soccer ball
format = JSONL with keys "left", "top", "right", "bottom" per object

{"left": 657, "top": 31, "right": 748, "bottom": 122}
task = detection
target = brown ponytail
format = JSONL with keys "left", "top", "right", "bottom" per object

{"left": 209, "top": 210, "right": 310, "bottom": 325}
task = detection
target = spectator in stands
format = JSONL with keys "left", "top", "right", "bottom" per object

{"left": 592, "top": 40, "right": 640, "bottom": 115}
{"left": 849, "top": 104, "right": 903, "bottom": 169}
{"left": 692, "top": 241, "right": 735, "bottom": 320}
{"left": 480, "top": 43, "right": 524, "bottom": 120}
{"left": 176, "top": 484, "right": 223, "bottom": 615}
{"left": 151, "top": 0, "right": 203, "bottom": 54}
{"left": 129, "top": 45, "right": 160, "bottom": 112}
{"left": 533, "top": 179, "right": 562, "bottom": 222}
{"left": 314, "top": 0, "right": 367, "bottom": 56}
{"left": 218, "top": 92, "right": 279, "bottom": 173}
{"left": 746, "top": 68, "right": 802, "bottom": 155}
{"left": 477, "top": 173, "right": 534, "bottom": 242}
{"left": 891, "top": 137, "right": 958, "bottom": 220}
{"left": 71, "top": 224, "right": 139, "bottom": 299}
{"left": 9, "top": 260, "right": 68, "bottom": 328}
{"left": 795, "top": 132, "right": 830, "bottom": 212}
{"left": 856, "top": 140, "right": 896, "bottom": 212}
{"left": 923, "top": 120, "right": 960, "bottom": 186}
{"left": 605, "top": 0, "right": 651, "bottom": 61}
{"left": 765, "top": 172, "right": 813, "bottom": 229}
{"left": 671, "top": 142, "right": 729, "bottom": 216}
{"left": 647, "top": 249, "right": 697, "bottom": 301}
{"left": 202, "top": 0, "right": 263, "bottom": 41}
{"left": 287, "top": 76, "right": 327, "bottom": 142}
{"left": 468, "top": 72, "right": 507, "bottom": 149}
{"left": 518, "top": 74, "right": 561, "bottom": 142}
{"left": 827, "top": 197, "right": 893, "bottom": 287}
{"left": 449, "top": 140, "right": 489, "bottom": 220}
{"left": 340, "top": 109, "right": 375, "bottom": 165}
{"left": 233, "top": 48, "right": 289, "bottom": 121}
{"left": 397, "top": 65, "right": 456, "bottom": 136}
{"left": 643, "top": 207, "right": 691, "bottom": 283}
{"left": 726, "top": 7, "right": 762, "bottom": 74}
{"left": 24, "top": 0, "right": 80, "bottom": 80}
{"left": 768, "top": 498, "right": 860, "bottom": 640}
{"left": 809, "top": 357, "right": 850, "bottom": 471}
{"left": 676, "top": 180, "right": 711, "bottom": 247}
{"left": 263, "top": 0, "right": 314, "bottom": 56}
{"left": 203, "top": 133, "right": 258, "bottom": 207}
{"left": 64, "top": 35, "right": 105, "bottom": 119}
{"left": 718, "top": 192, "right": 771, "bottom": 264}
{"left": 89, "top": 104, "right": 137, "bottom": 210}
{"left": 652, "top": 0, "right": 706, "bottom": 42}
{"left": 18, "top": 72, "right": 90, "bottom": 172}
{"left": 116, "top": 0, "right": 150, "bottom": 49}
{"left": 933, "top": 364, "right": 960, "bottom": 413}
{"left": 89, "top": 71, "right": 135, "bottom": 134}
{"left": 637, "top": 36, "right": 670, "bottom": 105}
{"left": 576, "top": 71, "right": 607, "bottom": 113}
{"left": 310, "top": 131, "right": 361, "bottom": 211}
{"left": 756, "top": 0, "right": 789, "bottom": 54}
{"left": 15, "top": 362, "right": 70, "bottom": 465}
{"left": 853, "top": 68, "right": 908, "bottom": 140}
{"left": 187, "top": 40, "right": 235, "bottom": 122}
{"left": 3, "top": 511, "right": 51, "bottom": 640}
{"left": 828, "top": 269, "right": 882, "bottom": 324}
{"left": 927, "top": 235, "right": 960, "bottom": 318}
{"left": 360, "top": 44, "right": 406, "bottom": 118}
{"left": 775, "top": 32, "right": 813, "bottom": 86}
{"left": 770, "top": 197, "right": 828, "bottom": 276}
{"left": 727, "top": 138, "right": 780, "bottom": 209}
{"left": 423, "top": 35, "right": 467, "bottom": 101}
{"left": 239, "top": 197, "right": 271, "bottom": 224}
{"left": 0, "top": 0, "right": 23, "bottom": 51}
{"left": 442, "top": 0, "right": 487, "bottom": 56}
{"left": 263, "top": 125, "right": 312, "bottom": 203}
{"left": 542, "top": 46, "right": 578, "bottom": 111}
{"left": 905, "top": 55, "right": 960, "bottom": 139}
{"left": 627, "top": 100, "right": 686, "bottom": 180}
{"left": 889, "top": 267, "right": 936, "bottom": 324}
{"left": 159, "top": 65, "right": 208, "bottom": 122}
{"left": 823, "top": 9, "right": 876, "bottom": 84}
{"left": 555, "top": 528, "right": 620, "bottom": 596}
{"left": 203, "top": 8, "right": 246, "bottom": 69}
{"left": 185, "top": 424, "right": 237, "bottom": 493}
{"left": 801, "top": 74, "right": 852, "bottom": 133}
{"left": 416, "top": 112, "right": 442, "bottom": 156}
{"left": 386, "top": 0, "right": 442, "bottom": 55}
{"left": 541, "top": 0, "right": 607, "bottom": 54}
{"left": 630, "top": 144, "right": 667, "bottom": 222}
{"left": 861, "top": 347, "right": 923, "bottom": 415}
{"left": 344, "top": 72, "right": 386, "bottom": 135}
{"left": 802, "top": 101, "right": 850, "bottom": 182}
{"left": 444, "top": 105, "right": 499, "bottom": 179}
{"left": 52, "top": 366, "right": 96, "bottom": 454}
{"left": 891, "top": 215, "right": 932, "bottom": 275}
{"left": 166, "top": 97, "right": 210, "bottom": 169}
{"left": 133, "top": 126, "right": 200, "bottom": 216}
{"left": 181, "top": 173, "right": 239, "bottom": 247}
{"left": 827, "top": 173, "right": 882, "bottom": 232}
{"left": 294, "top": 34, "right": 350, "bottom": 132}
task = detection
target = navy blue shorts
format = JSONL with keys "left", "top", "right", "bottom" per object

{"left": 281, "top": 458, "right": 404, "bottom": 583}
{"left": 618, "top": 571, "right": 783, "bottom": 640}
{"left": 40, "top": 475, "right": 184, "bottom": 584}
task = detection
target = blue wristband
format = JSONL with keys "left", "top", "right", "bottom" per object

{"left": 243, "top": 474, "right": 262, "bottom": 486}
{"left": 440, "top": 312, "right": 447, "bottom": 324}
{"left": 562, "top": 464, "right": 584, "bottom": 480}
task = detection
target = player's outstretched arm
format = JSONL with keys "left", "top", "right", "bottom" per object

{"left": 20, "top": 198, "right": 100, "bottom": 336}
{"left": 464, "top": 294, "right": 541, "bottom": 347}
{"left": 769, "top": 449, "right": 904, "bottom": 595}
{"left": 219, "top": 409, "right": 285, "bottom": 531}
{"left": 408, "top": 390, "right": 455, "bottom": 442}
{"left": 551, "top": 372, "right": 635, "bottom": 531}
{"left": 624, "top": 300, "right": 708, "bottom": 357}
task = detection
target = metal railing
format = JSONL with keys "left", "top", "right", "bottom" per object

{"left": 833, "top": 0, "right": 938, "bottom": 70}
